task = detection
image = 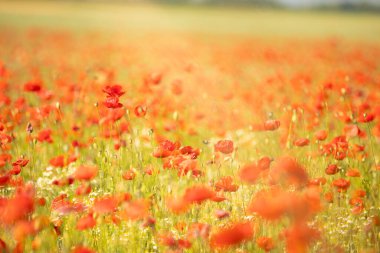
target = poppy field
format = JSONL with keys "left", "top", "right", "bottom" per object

{"left": 0, "top": 2, "right": 380, "bottom": 253}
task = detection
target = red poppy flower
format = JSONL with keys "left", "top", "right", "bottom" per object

{"left": 73, "top": 165, "right": 98, "bottom": 181}
{"left": 325, "top": 164, "right": 339, "bottom": 175}
{"left": 256, "top": 236, "right": 275, "bottom": 252}
{"left": 346, "top": 168, "right": 361, "bottom": 177}
{"left": 72, "top": 246, "right": 96, "bottom": 253}
{"left": 210, "top": 221, "right": 254, "bottom": 248}
{"left": 183, "top": 185, "right": 215, "bottom": 204}
{"left": 134, "top": 105, "right": 147, "bottom": 117}
{"left": 103, "top": 96, "right": 123, "bottom": 109}
{"left": 24, "top": 81, "right": 42, "bottom": 92}
{"left": 76, "top": 214, "right": 96, "bottom": 230}
{"left": 214, "top": 140, "right": 234, "bottom": 154}
{"left": 93, "top": 196, "right": 119, "bottom": 214}
{"left": 215, "top": 176, "right": 239, "bottom": 192}
{"left": 102, "top": 85, "right": 125, "bottom": 97}
{"left": 239, "top": 163, "right": 263, "bottom": 184}
{"left": 332, "top": 178, "right": 350, "bottom": 192}
{"left": 264, "top": 119, "right": 281, "bottom": 131}
{"left": 294, "top": 138, "right": 310, "bottom": 147}
{"left": 49, "top": 155, "right": 65, "bottom": 167}
{"left": 314, "top": 130, "right": 327, "bottom": 141}
{"left": 270, "top": 156, "right": 308, "bottom": 187}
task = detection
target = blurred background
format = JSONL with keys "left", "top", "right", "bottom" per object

{"left": 2, "top": 0, "right": 380, "bottom": 9}
{"left": 0, "top": 0, "right": 379, "bottom": 40}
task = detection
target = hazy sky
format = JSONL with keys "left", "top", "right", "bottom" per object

{"left": 278, "top": 0, "right": 380, "bottom": 6}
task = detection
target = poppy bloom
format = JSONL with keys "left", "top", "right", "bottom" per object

{"left": 264, "top": 119, "right": 280, "bottom": 131}
{"left": 344, "top": 125, "right": 363, "bottom": 138}
{"left": 12, "top": 158, "right": 29, "bottom": 167}
{"left": 13, "top": 220, "right": 37, "bottom": 242}
{"left": 346, "top": 168, "right": 361, "bottom": 177}
{"left": 157, "top": 233, "right": 177, "bottom": 247}
{"left": 283, "top": 223, "right": 320, "bottom": 253}
{"left": 0, "top": 173, "right": 10, "bottom": 186}
{"left": 73, "top": 165, "right": 98, "bottom": 181}
{"left": 214, "top": 140, "right": 234, "bottom": 154}
{"left": 324, "top": 192, "right": 334, "bottom": 203}
{"left": 352, "top": 189, "right": 366, "bottom": 198}
{"left": 349, "top": 197, "right": 364, "bottom": 214}
{"left": 0, "top": 185, "right": 35, "bottom": 224}
{"left": 0, "top": 238, "right": 7, "bottom": 251}
{"left": 179, "top": 146, "right": 200, "bottom": 159}
{"left": 270, "top": 156, "right": 308, "bottom": 187}
{"left": 308, "top": 177, "right": 326, "bottom": 186}
{"left": 72, "top": 246, "right": 96, "bottom": 253}
{"left": 103, "top": 96, "right": 123, "bottom": 109}
{"left": 37, "top": 129, "right": 53, "bottom": 143}
{"left": 248, "top": 189, "right": 288, "bottom": 220}
{"left": 187, "top": 223, "right": 210, "bottom": 240}
{"left": 102, "top": 85, "right": 125, "bottom": 97}
{"left": 75, "top": 183, "right": 91, "bottom": 196}
{"left": 146, "top": 72, "right": 162, "bottom": 85}
{"left": 215, "top": 176, "right": 239, "bottom": 192}
{"left": 122, "top": 169, "right": 136, "bottom": 180}
{"left": 314, "top": 130, "right": 327, "bottom": 141}
{"left": 210, "top": 221, "right": 254, "bottom": 248}
{"left": 294, "top": 138, "right": 310, "bottom": 147}
{"left": 357, "top": 113, "right": 375, "bottom": 123}
{"left": 49, "top": 155, "right": 65, "bottom": 167}
{"left": 166, "top": 197, "right": 190, "bottom": 214}
{"left": 134, "top": 105, "right": 147, "bottom": 117}
{"left": 239, "top": 163, "right": 263, "bottom": 184}
{"left": 93, "top": 196, "right": 119, "bottom": 214}
{"left": 325, "top": 164, "right": 339, "bottom": 175}
{"left": 76, "top": 214, "right": 96, "bottom": 230}
{"left": 51, "top": 194, "right": 85, "bottom": 214}
{"left": 332, "top": 178, "right": 350, "bottom": 192}
{"left": 152, "top": 140, "right": 177, "bottom": 158}
{"left": 183, "top": 185, "right": 215, "bottom": 204}
{"left": 24, "top": 81, "right": 42, "bottom": 92}
{"left": 121, "top": 199, "right": 150, "bottom": 220}
{"left": 256, "top": 237, "right": 275, "bottom": 252}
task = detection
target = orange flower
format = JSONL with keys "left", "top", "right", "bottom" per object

{"left": 210, "top": 221, "right": 254, "bottom": 248}
{"left": 166, "top": 196, "right": 189, "bottom": 214}
{"left": 0, "top": 185, "right": 35, "bottom": 224}
{"left": 264, "top": 119, "right": 280, "bottom": 131}
{"left": 183, "top": 185, "right": 215, "bottom": 204}
{"left": 76, "top": 214, "right": 96, "bottom": 231}
{"left": 283, "top": 223, "right": 320, "bottom": 253}
{"left": 325, "top": 164, "right": 339, "bottom": 175}
{"left": 49, "top": 155, "right": 65, "bottom": 167}
{"left": 215, "top": 176, "right": 239, "bottom": 192}
{"left": 73, "top": 165, "right": 98, "bottom": 181}
{"left": 93, "top": 196, "right": 119, "bottom": 214}
{"left": 122, "top": 169, "right": 136, "bottom": 180}
{"left": 72, "top": 246, "right": 96, "bottom": 253}
{"left": 256, "top": 236, "right": 275, "bottom": 252}
{"left": 239, "top": 163, "right": 263, "bottom": 184}
{"left": 294, "top": 138, "right": 310, "bottom": 147}
{"left": 346, "top": 168, "right": 361, "bottom": 177}
{"left": 248, "top": 189, "right": 288, "bottom": 220}
{"left": 270, "top": 156, "right": 308, "bottom": 187}
{"left": 121, "top": 199, "right": 150, "bottom": 220}
{"left": 332, "top": 178, "right": 350, "bottom": 192}
{"left": 214, "top": 140, "right": 234, "bottom": 154}
{"left": 314, "top": 129, "right": 327, "bottom": 141}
